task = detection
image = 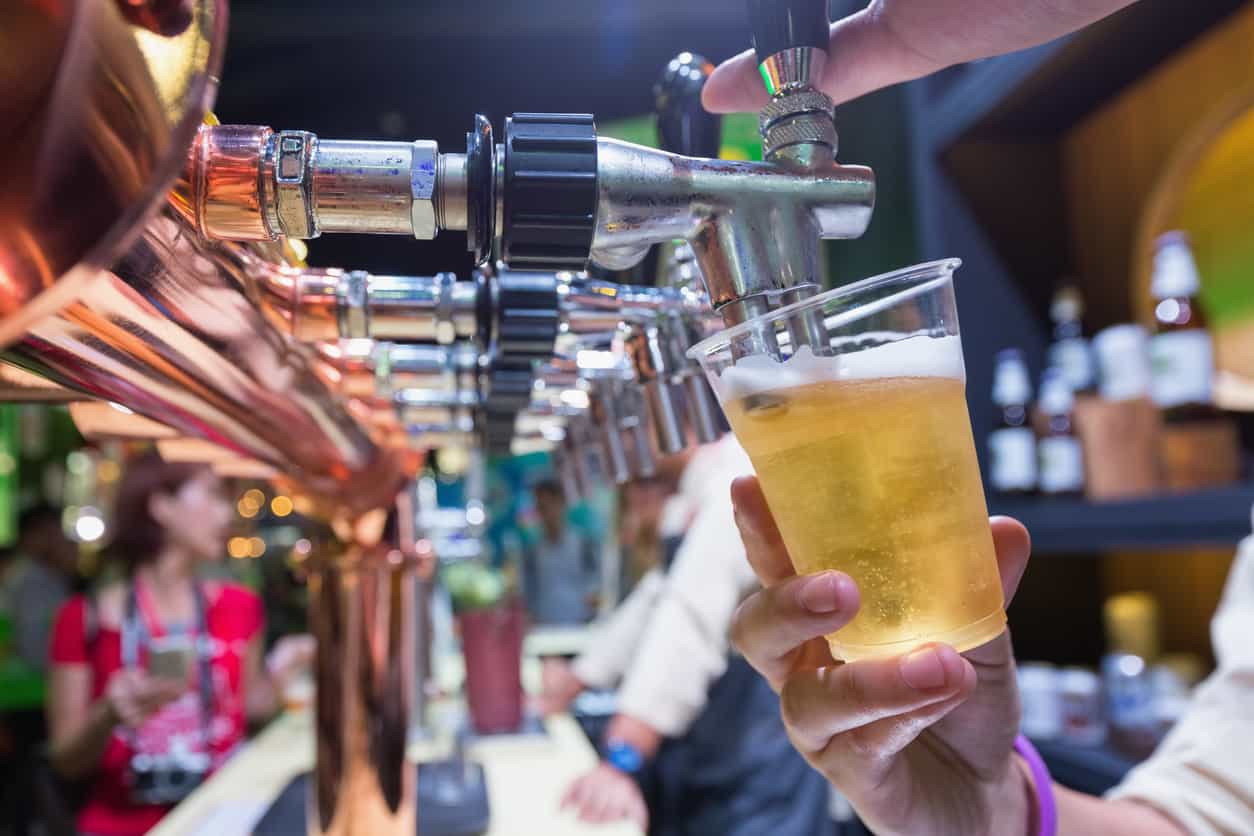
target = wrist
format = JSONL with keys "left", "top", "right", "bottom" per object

{"left": 602, "top": 739, "right": 646, "bottom": 776}
{"left": 1013, "top": 753, "right": 1041, "bottom": 836}
{"left": 97, "top": 695, "right": 122, "bottom": 728}
{"left": 986, "top": 755, "right": 1036, "bottom": 836}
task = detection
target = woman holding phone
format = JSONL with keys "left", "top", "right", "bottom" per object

{"left": 45, "top": 451, "right": 310, "bottom": 836}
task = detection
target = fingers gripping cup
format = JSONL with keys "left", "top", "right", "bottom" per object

{"left": 689, "top": 260, "right": 1005, "bottom": 661}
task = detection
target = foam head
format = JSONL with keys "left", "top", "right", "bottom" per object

{"left": 713, "top": 332, "right": 966, "bottom": 401}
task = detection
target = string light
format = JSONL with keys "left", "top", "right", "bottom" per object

{"left": 247, "top": 536, "right": 266, "bottom": 558}
{"left": 228, "top": 537, "right": 250, "bottom": 559}
{"left": 74, "top": 512, "right": 105, "bottom": 542}
{"left": 237, "top": 487, "right": 266, "bottom": 518}
{"left": 98, "top": 460, "right": 121, "bottom": 482}
{"left": 270, "top": 495, "right": 293, "bottom": 517}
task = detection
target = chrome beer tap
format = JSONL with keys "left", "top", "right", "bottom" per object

{"left": 188, "top": 3, "right": 871, "bottom": 359}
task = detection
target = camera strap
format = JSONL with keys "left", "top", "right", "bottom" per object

{"left": 121, "top": 580, "right": 215, "bottom": 750}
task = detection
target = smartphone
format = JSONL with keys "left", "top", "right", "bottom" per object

{"left": 148, "top": 645, "right": 193, "bottom": 682}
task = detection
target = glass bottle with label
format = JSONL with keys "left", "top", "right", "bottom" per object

{"left": 1093, "top": 324, "right": 1153, "bottom": 402}
{"left": 1150, "top": 231, "right": 1216, "bottom": 422}
{"left": 1037, "top": 368, "right": 1084, "bottom": 496}
{"left": 1047, "top": 285, "right": 1096, "bottom": 394}
{"left": 989, "top": 348, "right": 1037, "bottom": 495}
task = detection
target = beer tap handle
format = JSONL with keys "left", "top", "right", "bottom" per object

{"left": 745, "top": 0, "right": 836, "bottom": 168}
{"left": 654, "top": 52, "right": 722, "bottom": 159}
{"left": 747, "top": 0, "right": 830, "bottom": 95}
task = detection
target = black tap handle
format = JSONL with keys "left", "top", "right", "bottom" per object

{"left": 747, "top": 0, "right": 830, "bottom": 65}
{"left": 653, "top": 52, "right": 722, "bottom": 158}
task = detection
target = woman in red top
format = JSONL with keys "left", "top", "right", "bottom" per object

{"left": 46, "top": 452, "right": 309, "bottom": 836}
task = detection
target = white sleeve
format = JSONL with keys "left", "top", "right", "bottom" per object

{"left": 571, "top": 569, "right": 665, "bottom": 690}
{"left": 614, "top": 492, "right": 758, "bottom": 737}
{"left": 1106, "top": 536, "right": 1254, "bottom": 834}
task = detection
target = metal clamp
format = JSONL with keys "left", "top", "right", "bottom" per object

{"left": 409, "top": 140, "right": 439, "bottom": 240}
{"left": 337, "top": 271, "right": 371, "bottom": 339}
{"left": 272, "top": 130, "right": 319, "bottom": 239}
{"left": 372, "top": 342, "right": 395, "bottom": 400}
{"left": 434, "top": 272, "right": 458, "bottom": 345}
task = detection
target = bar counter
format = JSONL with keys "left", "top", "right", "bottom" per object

{"left": 151, "top": 626, "right": 639, "bottom": 836}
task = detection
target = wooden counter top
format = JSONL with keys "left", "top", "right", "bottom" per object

{"left": 151, "top": 708, "right": 641, "bottom": 836}
{"left": 152, "top": 626, "right": 636, "bottom": 836}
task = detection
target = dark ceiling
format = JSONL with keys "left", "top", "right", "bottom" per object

{"left": 216, "top": 0, "right": 764, "bottom": 276}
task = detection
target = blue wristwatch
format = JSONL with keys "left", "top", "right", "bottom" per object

{"left": 603, "top": 739, "right": 645, "bottom": 775}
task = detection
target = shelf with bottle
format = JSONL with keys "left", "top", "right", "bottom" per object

{"left": 983, "top": 234, "right": 1252, "bottom": 553}
{"left": 988, "top": 482, "right": 1254, "bottom": 554}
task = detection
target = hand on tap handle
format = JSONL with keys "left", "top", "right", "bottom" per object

{"left": 704, "top": 0, "right": 1139, "bottom": 113}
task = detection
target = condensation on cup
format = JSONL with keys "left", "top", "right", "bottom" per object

{"left": 689, "top": 259, "right": 1006, "bottom": 661}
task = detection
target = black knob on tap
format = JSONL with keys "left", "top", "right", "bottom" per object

{"left": 654, "top": 52, "right": 722, "bottom": 159}
{"left": 747, "top": 0, "right": 830, "bottom": 65}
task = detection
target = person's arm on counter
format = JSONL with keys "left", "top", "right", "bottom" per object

{"left": 702, "top": 0, "right": 1140, "bottom": 113}
{"left": 538, "top": 568, "right": 667, "bottom": 716}
{"left": 611, "top": 493, "right": 756, "bottom": 740}
{"left": 563, "top": 443, "right": 758, "bottom": 826}
{"left": 728, "top": 476, "right": 1194, "bottom": 836}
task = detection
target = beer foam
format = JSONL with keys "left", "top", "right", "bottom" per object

{"left": 715, "top": 333, "right": 965, "bottom": 400}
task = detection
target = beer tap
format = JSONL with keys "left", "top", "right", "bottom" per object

{"left": 619, "top": 51, "right": 727, "bottom": 452}
{"left": 188, "top": 0, "right": 871, "bottom": 356}
{"left": 318, "top": 341, "right": 483, "bottom": 404}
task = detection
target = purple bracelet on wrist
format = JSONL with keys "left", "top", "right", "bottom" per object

{"left": 1013, "top": 734, "right": 1057, "bottom": 836}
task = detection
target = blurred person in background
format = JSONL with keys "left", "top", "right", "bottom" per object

{"left": 615, "top": 477, "right": 672, "bottom": 591}
{"left": 708, "top": 2, "right": 1254, "bottom": 835}
{"left": 45, "top": 451, "right": 312, "bottom": 836}
{"left": 521, "top": 479, "right": 600, "bottom": 626}
{"left": 4, "top": 505, "right": 79, "bottom": 672}
{"left": 542, "top": 434, "right": 835, "bottom": 835}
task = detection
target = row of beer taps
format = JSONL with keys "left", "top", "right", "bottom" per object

{"left": 2, "top": 0, "right": 873, "bottom": 519}
{"left": 0, "top": 1, "right": 877, "bottom": 832}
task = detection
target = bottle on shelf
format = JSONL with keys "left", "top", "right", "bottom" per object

{"left": 1037, "top": 368, "right": 1085, "bottom": 497}
{"left": 1047, "top": 285, "right": 1097, "bottom": 395}
{"left": 1102, "top": 592, "right": 1161, "bottom": 757}
{"left": 1093, "top": 324, "right": 1153, "bottom": 403}
{"left": 1149, "top": 231, "right": 1217, "bottom": 423}
{"left": 989, "top": 348, "right": 1037, "bottom": 495}
{"left": 1017, "top": 662, "right": 1062, "bottom": 741}
{"left": 1058, "top": 667, "right": 1105, "bottom": 747}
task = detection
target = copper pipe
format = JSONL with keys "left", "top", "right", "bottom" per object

{"left": 69, "top": 401, "right": 179, "bottom": 440}
{"left": 0, "top": 362, "right": 85, "bottom": 402}
{"left": 4, "top": 197, "right": 407, "bottom": 514}
{"left": 309, "top": 541, "right": 417, "bottom": 836}
{"left": 155, "top": 438, "right": 279, "bottom": 480}
{"left": 0, "top": 0, "right": 227, "bottom": 347}
{"left": 184, "top": 124, "right": 275, "bottom": 242}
